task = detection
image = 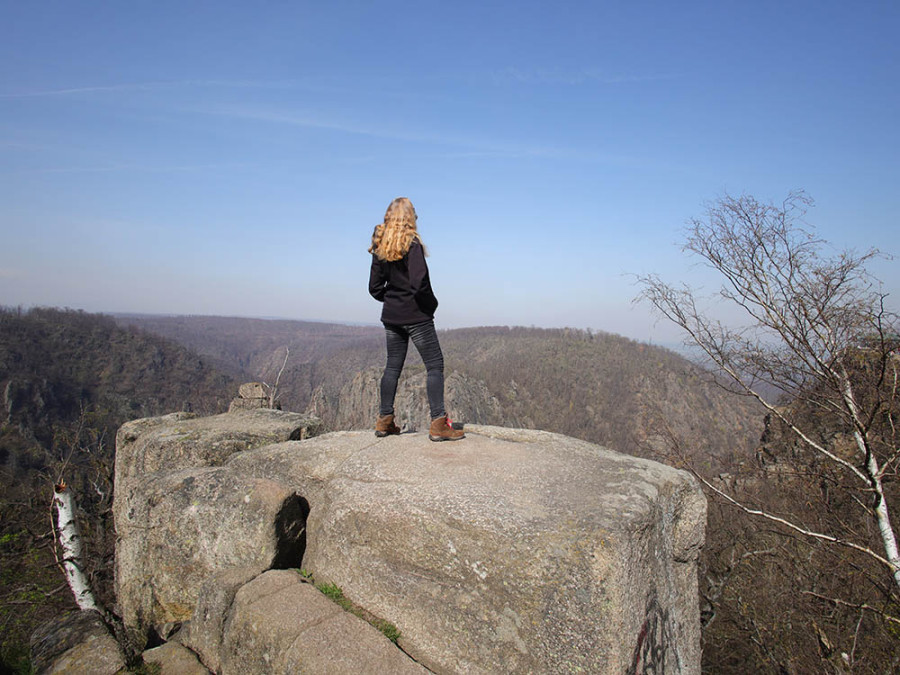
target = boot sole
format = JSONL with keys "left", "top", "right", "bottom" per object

{"left": 375, "top": 430, "right": 400, "bottom": 437}
{"left": 429, "top": 434, "right": 465, "bottom": 442}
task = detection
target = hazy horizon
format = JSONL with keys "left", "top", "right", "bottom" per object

{"left": 13, "top": 304, "right": 687, "bottom": 350}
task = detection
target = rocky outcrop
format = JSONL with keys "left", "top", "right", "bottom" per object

{"left": 238, "top": 427, "right": 705, "bottom": 673}
{"left": 30, "top": 610, "right": 126, "bottom": 675}
{"left": 188, "top": 569, "right": 428, "bottom": 674}
{"left": 114, "top": 410, "right": 705, "bottom": 673}
{"left": 142, "top": 641, "right": 211, "bottom": 674}
{"left": 228, "top": 381, "right": 274, "bottom": 412}
{"left": 113, "top": 408, "right": 321, "bottom": 647}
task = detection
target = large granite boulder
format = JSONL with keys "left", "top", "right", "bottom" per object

{"left": 114, "top": 408, "right": 320, "bottom": 486}
{"left": 178, "top": 567, "right": 261, "bottom": 674}
{"left": 113, "top": 408, "right": 320, "bottom": 648}
{"left": 115, "top": 466, "right": 308, "bottom": 642}
{"left": 114, "top": 414, "right": 705, "bottom": 673}
{"left": 231, "top": 426, "right": 705, "bottom": 673}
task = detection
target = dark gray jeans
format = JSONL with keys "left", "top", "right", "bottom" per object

{"left": 379, "top": 320, "right": 445, "bottom": 420}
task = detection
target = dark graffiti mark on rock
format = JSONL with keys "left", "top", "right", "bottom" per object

{"left": 628, "top": 594, "right": 676, "bottom": 674}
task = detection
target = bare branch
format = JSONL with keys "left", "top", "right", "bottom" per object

{"left": 265, "top": 346, "right": 290, "bottom": 409}
{"left": 802, "top": 591, "right": 900, "bottom": 627}
{"left": 694, "top": 470, "right": 895, "bottom": 571}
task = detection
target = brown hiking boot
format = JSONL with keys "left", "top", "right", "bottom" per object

{"left": 429, "top": 415, "right": 465, "bottom": 442}
{"left": 375, "top": 414, "right": 401, "bottom": 437}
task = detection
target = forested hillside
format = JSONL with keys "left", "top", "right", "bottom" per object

{"left": 444, "top": 327, "right": 760, "bottom": 464}
{"left": 0, "top": 308, "right": 237, "bottom": 671}
{"left": 115, "top": 315, "right": 383, "bottom": 424}
{"left": 695, "top": 345, "right": 900, "bottom": 672}
{"left": 120, "top": 316, "right": 762, "bottom": 467}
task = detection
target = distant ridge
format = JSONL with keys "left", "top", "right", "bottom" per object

{"left": 119, "top": 315, "right": 762, "bottom": 466}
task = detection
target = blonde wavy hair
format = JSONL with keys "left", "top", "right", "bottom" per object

{"left": 368, "top": 197, "right": 426, "bottom": 262}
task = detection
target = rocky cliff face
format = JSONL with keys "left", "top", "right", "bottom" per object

{"left": 305, "top": 367, "right": 512, "bottom": 432}
{"left": 113, "top": 409, "right": 706, "bottom": 674}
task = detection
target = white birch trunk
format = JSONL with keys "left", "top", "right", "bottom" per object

{"left": 860, "top": 444, "right": 900, "bottom": 591}
{"left": 871, "top": 475, "right": 900, "bottom": 591}
{"left": 841, "top": 370, "right": 900, "bottom": 592}
{"left": 53, "top": 482, "right": 100, "bottom": 612}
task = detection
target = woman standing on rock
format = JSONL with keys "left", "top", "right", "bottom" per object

{"left": 368, "top": 197, "right": 464, "bottom": 442}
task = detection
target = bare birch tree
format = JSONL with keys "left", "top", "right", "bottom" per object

{"left": 51, "top": 481, "right": 100, "bottom": 613}
{"left": 638, "top": 191, "right": 900, "bottom": 593}
{"left": 264, "top": 346, "right": 290, "bottom": 409}
{"left": 50, "top": 404, "right": 109, "bottom": 616}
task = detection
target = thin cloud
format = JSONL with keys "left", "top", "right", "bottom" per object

{"left": 204, "top": 103, "right": 684, "bottom": 170}
{"left": 195, "top": 104, "right": 580, "bottom": 160}
{"left": 0, "top": 79, "right": 303, "bottom": 99}
{"left": 209, "top": 107, "right": 393, "bottom": 139}
{"left": 0, "top": 82, "right": 172, "bottom": 98}
{"left": 0, "top": 140, "right": 51, "bottom": 151}
{"left": 0, "top": 161, "right": 256, "bottom": 176}
{"left": 493, "top": 67, "right": 680, "bottom": 86}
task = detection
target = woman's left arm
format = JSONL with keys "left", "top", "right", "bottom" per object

{"left": 369, "top": 256, "right": 386, "bottom": 301}
{"left": 408, "top": 242, "right": 438, "bottom": 313}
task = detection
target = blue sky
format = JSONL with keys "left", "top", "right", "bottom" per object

{"left": 2, "top": 1, "right": 898, "bottom": 342}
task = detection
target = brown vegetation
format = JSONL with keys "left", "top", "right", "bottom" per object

{"left": 639, "top": 191, "right": 900, "bottom": 672}
{"left": 0, "top": 307, "right": 235, "bottom": 671}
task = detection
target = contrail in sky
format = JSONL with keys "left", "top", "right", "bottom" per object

{"left": 0, "top": 80, "right": 300, "bottom": 98}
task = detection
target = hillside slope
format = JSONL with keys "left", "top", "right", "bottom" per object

{"left": 121, "top": 316, "right": 762, "bottom": 465}
{"left": 0, "top": 307, "right": 238, "bottom": 670}
{"left": 115, "top": 314, "right": 383, "bottom": 419}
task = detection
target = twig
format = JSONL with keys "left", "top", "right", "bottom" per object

{"left": 802, "top": 590, "right": 900, "bottom": 626}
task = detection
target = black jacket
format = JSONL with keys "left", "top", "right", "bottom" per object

{"left": 369, "top": 240, "right": 439, "bottom": 325}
